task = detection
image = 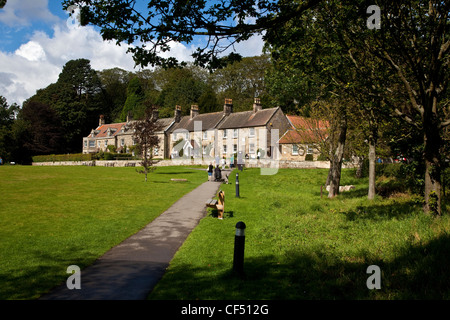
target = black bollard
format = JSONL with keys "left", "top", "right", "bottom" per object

{"left": 235, "top": 173, "right": 240, "bottom": 198}
{"left": 233, "top": 221, "right": 246, "bottom": 276}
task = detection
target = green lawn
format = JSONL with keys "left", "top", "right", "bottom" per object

{"left": 0, "top": 165, "right": 206, "bottom": 300}
{"left": 148, "top": 168, "right": 450, "bottom": 300}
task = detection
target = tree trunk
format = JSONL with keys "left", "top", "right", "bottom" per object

{"left": 423, "top": 123, "right": 442, "bottom": 215}
{"left": 355, "top": 156, "right": 365, "bottom": 179}
{"left": 328, "top": 115, "right": 347, "bottom": 198}
{"left": 368, "top": 136, "right": 377, "bottom": 200}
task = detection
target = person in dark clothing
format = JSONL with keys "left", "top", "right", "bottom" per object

{"left": 214, "top": 165, "right": 222, "bottom": 181}
{"left": 208, "top": 163, "right": 214, "bottom": 181}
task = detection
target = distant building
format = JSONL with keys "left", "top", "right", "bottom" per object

{"left": 278, "top": 115, "right": 329, "bottom": 161}
{"left": 82, "top": 99, "right": 327, "bottom": 164}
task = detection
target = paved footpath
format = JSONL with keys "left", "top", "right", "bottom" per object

{"left": 40, "top": 178, "right": 224, "bottom": 300}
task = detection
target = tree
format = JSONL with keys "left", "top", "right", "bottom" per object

{"left": 0, "top": 96, "right": 18, "bottom": 163}
{"left": 26, "top": 59, "right": 108, "bottom": 153}
{"left": 98, "top": 67, "right": 132, "bottom": 121}
{"left": 132, "top": 106, "right": 163, "bottom": 182}
{"left": 63, "top": 0, "right": 322, "bottom": 69}
{"left": 266, "top": 0, "right": 449, "bottom": 212}
{"left": 120, "top": 76, "right": 146, "bottom": 121}
{"left": 19, "top": 101, "right": 64, "bottom": 156}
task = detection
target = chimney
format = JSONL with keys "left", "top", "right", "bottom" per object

{"left": 99, "top": 115, "right": 105, "bottom": 126}
{"left": 224, "top": 98, "right": 233, "bottom": 115}
{"left": 152, "top": 108, "right": 159, "bottom": 120}
{"left": 126, "top": 111, "right": 133, "bottom": 123}
{"left": 253, "top": 97, "right": 262, "bottom": 113}
{"left": 175, "top": 105, "right": 182, "bottom": 123}
{"left": 190, "top": 105, "right": 199, "bottom": 119}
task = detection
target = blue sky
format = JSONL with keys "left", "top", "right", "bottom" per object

{"left": 0, "top": 0, "right": 264, "bottom": 106}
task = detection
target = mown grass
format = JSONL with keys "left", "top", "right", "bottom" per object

{"left": 148, "top": 168, "right": 450, "bottom": 300}
{"left": 0, "top": 165, "right": 206, "bottom": 300}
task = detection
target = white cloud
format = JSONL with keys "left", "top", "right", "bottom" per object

{"left": 0, "top": 2, "right": 263, "bottom": 106}
{"left": 15, "top": 41, "right": 46, "bottom": 61}
{"left": 0, "top": 0, "right": 59, "bottom": 27}
{"left": 0, "top": 21, "right": 139, "bottom": 105}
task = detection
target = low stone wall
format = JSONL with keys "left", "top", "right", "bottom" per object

{"left": 32, "top": 160, "right": 142, "bottom": 167}
{"left": 32, "top": 159, "right": 357, "bottom": 169}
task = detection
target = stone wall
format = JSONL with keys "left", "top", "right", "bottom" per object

{"left": 32, "top": 159, "right": 357, "bottom": 169}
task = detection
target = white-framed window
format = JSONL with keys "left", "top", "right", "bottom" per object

{"left": 223, "top": 129, "right": 227, "bottom": 139}
{"left": 121, "top": 139, "right": 125, "bottom": 146}
{"left": 223, "top": 145, "right": 227, "bottom": 154}
{"left": 307, "top": 145, "right": 314, "bottom": 154}
{"left": 249, "top": 143, "right": 255, "bottom": 154}
{"left": 203, "top": 131, "right": 207, "bottom": 139}
{"left": 233, "top": 129, "right": 238, "bottom": 138}
{"left": 292, "top": 144, "right": 299, "bottom": 155}
{"left": 89, "top": 140, "right": 95, "bottom": 148}
{"left": 154, "top": 147, "right": 159, "bottom": 156}
{"left": 233, "top": 144, "right": 237, "bottom": 153}
{"left": 249, "top": 127, "right": 255, "bottom": 137}
{"left": 84, "top": 140, "right": 87, "bottom": 148}
{"left": 104, "top": 140, "right": 108, "bottom": 147}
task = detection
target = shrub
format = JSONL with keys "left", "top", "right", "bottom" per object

{"left": 375, "top": 175, "right": 408, "bottom": 197}
{"left": 32, "top": 153, "right": 92, "bottom": 162}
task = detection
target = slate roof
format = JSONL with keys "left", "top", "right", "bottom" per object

{"left": 216, "top": 107, "right": 280, "bottom": 129}
{"left": 169, "top": 107, "right": 281, "bottom": 133}
{"left": 169, "top": 112, "right": 226, "bottom": 132}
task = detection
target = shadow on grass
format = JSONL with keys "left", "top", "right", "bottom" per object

{"left": 0, "top": 246, "right": 98, "bottom": 300}
{"left": 343, "top": 199, "right": 421, "bottom": 222}
{"left": 148, "top": 234, "right": 450, "bottom": 300}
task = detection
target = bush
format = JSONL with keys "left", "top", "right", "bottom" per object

{"left": 32, "top": 153, "right": 92, "bottom": 162}
{"left": 375, "top": 175, "right": 407, "bottom": 197}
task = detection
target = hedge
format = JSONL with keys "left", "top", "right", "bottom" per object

{"left": 32, "top": 153, "right": 93, "bottom": 162}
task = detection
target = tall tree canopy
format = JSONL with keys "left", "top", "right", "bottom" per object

{"left": 63, "top": 0, "right": 321, "bottom": 69}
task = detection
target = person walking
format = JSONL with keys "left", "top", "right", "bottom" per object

{"left": 207, "top": 163, "right": 214, "bottom": 181}
{"left": 214, "top": 165, "right": 222, "bottom": 181}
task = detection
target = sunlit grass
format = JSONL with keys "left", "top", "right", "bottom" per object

{"left": 149, "top": 168, "right": 450, "bottom": 300}
{"left": 0, "top": 165, "right": 205, "bottom": 300}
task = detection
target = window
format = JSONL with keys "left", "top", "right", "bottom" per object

{"left": 233, "top": 144, "right": 237, "bottom": 153}
{"left": 202, "top": 145, "right": 207, "bottom": 155}
{"left": 203, "top": 131, "right": 207, "bottom": 139}
{"left": 104, "top": 140, "right": 108, "bottom": 147}
{"left": 84, "top": 140, "right": 87, "bottom": 148}
{"left": 185, "top": 132, "right": 189, "bottom": 140}
{"left": 154, "top": 147, "right": 159, "bottom": 156}
{"left": 292, "top": 144, "right": 299, "bottom": 155}
{"left": 249, "top": 143, "right": 255, "bottom": 154}
{"left": 233, "top": 129, "right": 238, "bottom": 138}
{"left": 307, "top": 145, "right": 314, "bottom": 154}
{"left": 121, "top": 139, "right": 125, "bottom": 146}
{"left": 249, "top": 128, "right": 255, "bottom": 137}
{"left": 223, "top": 129, "right": 227, "bottom": 139}
{"left": 89, "top": 140, "right": 95, "bottom": 148}
{"left": 223, "top": 145, "right": 227, "bottom": 154}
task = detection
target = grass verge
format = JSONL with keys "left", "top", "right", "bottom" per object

{"left": 0, "top": 165, "right": 205, "bottom": 300}
{"left": 148, "top": 168, "right": 450, "bottom": 300}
